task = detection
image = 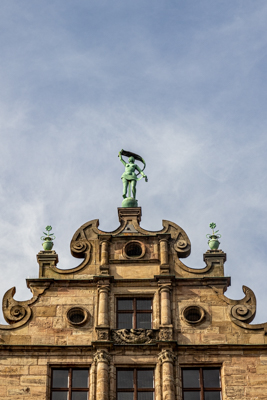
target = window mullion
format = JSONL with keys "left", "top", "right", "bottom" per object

{"left": 69, "top": 368, "right": 72, "bottom": 400}
{"left": 200, "top": 368, "right": 204, "bottom": 400}
{"left": 133, "top": 298, "right": 137, "bottom": 329}
{"left": 134, "top": 368, "right": 137, "bottom": 400}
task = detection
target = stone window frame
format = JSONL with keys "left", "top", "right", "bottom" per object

{"left": 181, "top": 366, "right": 222, "bottom": 400}
{"left": 116, "top": 367, "right": 155, "bottom": 400}
{"left": 116, "top": 297, "right": 153, "bottom": 329}
{"left": 50, "top": 366, "right": 90, "bottom": 399}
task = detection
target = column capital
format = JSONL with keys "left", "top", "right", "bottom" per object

{"left": 94, "top": 350, "right": 111, "bottom": 365}
{"left": 159, "top": 283, "right": 172, "bottom": 293}
{"left": 158, "top": 349, "right": 176, "bottom": 364}
{"left": 97, "top": 284, "right": 110, "bottom": 294}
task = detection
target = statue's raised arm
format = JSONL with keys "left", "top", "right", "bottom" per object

{"left": 118, "top": 149, "right": 126, "bottom": 166}
{"left": 118, "top": 149, "right": 147, "bottom": 208}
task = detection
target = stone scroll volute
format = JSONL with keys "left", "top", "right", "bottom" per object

{"left": 1, "top": 282, "right": 50, "bottom": 330}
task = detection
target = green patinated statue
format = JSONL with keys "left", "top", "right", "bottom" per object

{"left": 118, "top": 149, "right": 148, "bottom": 207}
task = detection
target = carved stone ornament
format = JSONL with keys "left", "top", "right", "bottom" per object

{"left": 212, "top": 285, "right": 267, "bottom": 334}
{"left": 1, "top": 283, "right": 50, "bottom": 330}
{"left": 159, "top": 327, "right": 173, "bottom": 341}
{"left": 173, "top": 232, "right": 191, "bottom": 258}
{"left": 96, "top": 329, "right": 110, "bottom": 341}
{"left": 158, "top": 349, "right": 176, "bottom": 364}
{"left": 94, "top": 350, "right": 111, "bottom": 364}
{"left": 112, "top": 329, "right": 157, "bottom": 344}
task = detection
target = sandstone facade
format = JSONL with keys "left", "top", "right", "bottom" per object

{"left": 0, "top": 207, "right": 266, "bottom": 399}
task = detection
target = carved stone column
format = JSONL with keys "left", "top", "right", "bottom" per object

{"left": 155, "top": 361, "right": 162, "bottom": 400}
{"left": 94, "top": 350, "right": 111, "bottom": 400}
{"left": 160, "top": 285, "right": 171, "bottom": 326}
{"left": 158, "top": 350, "right": 176, "bottom": 400}
{"left": 100, "top": 240, "right": 110, "bottom": 275}
{"left": 89, "top": 361, "right": 96, "bottom": 400}
{"left": 98, "top": 285, "right": 109, "bottom": 327}
{"left": 159, "top": 239, "right": 169, "bottom": 274}
{"left": 109, "top": 362, "right": 116, "bottom": 400}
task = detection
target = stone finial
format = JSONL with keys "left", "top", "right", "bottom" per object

{"left": 41, "top": 225, "right": 56, "bottom": 251}
{"left": 206, "top": 222, "right": 221, "bottom": 250}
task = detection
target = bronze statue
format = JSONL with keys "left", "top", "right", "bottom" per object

{"left": 118, "top": 149, "right": 148, "bottom": 207}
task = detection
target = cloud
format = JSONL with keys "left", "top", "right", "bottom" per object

{"left": 0, "top": 1, "right": 267, "bottom": 325}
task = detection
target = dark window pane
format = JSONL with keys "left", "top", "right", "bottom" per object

{"left": 52, "top": 392, "right": 68, "bottom": 400}
{"left": 136, "top": 313, "right": 151, "bottom": 329}
{"left": 184, "top": 392, "right": 201, "bottom": 400}
{"left": 117, "top": 370, "right": 134, "bottom": 388}
{"left": 204, "top": 392, "right": 221, "bottom": 400}
{"left": 52, "top": 370, "right": 69, "bottom": 388}
{"left": 118, "top": 313, "right": 133, "bottom": 329}
{"left": 138, "top": 392, "right": 154, "bottom": 400}
{"left": 137, "top": 370, "right": 154, "bottom": 388}
{"left": 72, "top": 393, "right": 88, "bottom": 400}
{"left": 203, "top": 369, "right": 220, "bottom": 388}
{"left": 136, "top": 299, "right": 152, "bottom": 310}
{"left": 72, "top": 369, "right": 89, "bottom": 388}
{"left": 118, "top": 299, "right": 133, "bottom": 310}
{"left": 117, "top": 393, "right": 134, "bottom": 400}
{"left": 183, "top": 370, "right": 200, "bottom": 388}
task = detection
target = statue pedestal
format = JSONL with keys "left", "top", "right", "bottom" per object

{"left": 121, "top": 197, "right": 138, "bottom": 208}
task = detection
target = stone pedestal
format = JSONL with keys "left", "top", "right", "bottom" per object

{"left": 36, "top": 251, "right": 59, "bottom": 278}
{"left": 203, "top": 250, "right": 227, "bottom": 276}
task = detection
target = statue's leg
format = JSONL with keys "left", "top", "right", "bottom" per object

{"left": 122, "top": 178, "right": 128, "bottom": 198}
{"left": 131, "top": 180, "right": 137, "bottom": 199}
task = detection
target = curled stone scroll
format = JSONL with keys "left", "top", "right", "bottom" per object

{"left": 212, "top": 285, "right": 267, "bottom": 334}
{"left": 1, "top": 283, "right": 50, "bottom": 330}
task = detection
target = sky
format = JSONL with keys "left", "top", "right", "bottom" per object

{"left": 0, "top": 0, "right": 267, "bottom": 324}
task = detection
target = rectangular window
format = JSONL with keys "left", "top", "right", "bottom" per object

{"left": 51, "top": 368, "right": 89, "bottom": 400}
{"left": 182, "top": 368, "right": 221, "bottom": 400}
{"left": 117, "top": 298, "right": 152, "bottom": 329}
{"left": 117, "top": 368, "right": 154, "bottom": 400}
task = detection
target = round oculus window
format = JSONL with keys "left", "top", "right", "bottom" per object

{"left": 67, "top": 307, "right": 88, "bottom": 326}
{"left": 123, "top": 241, "right": 145, "bottom": 259}
{"left": 183, "top": 305, "right": 205, "bottom": 324}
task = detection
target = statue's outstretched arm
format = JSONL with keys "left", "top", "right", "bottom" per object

{"left": 136, "top": 165, "right": 148, "bottom": 182}
{"left": 118, "top": 149, "right": 126, "bottom": 166}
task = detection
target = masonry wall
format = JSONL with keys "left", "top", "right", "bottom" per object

{"left": 1, "top": 349, "right": 267, "bottom": 399}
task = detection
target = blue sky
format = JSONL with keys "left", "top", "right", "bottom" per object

{"left": 0, "top": 1, "right": 267, "bottom": 324}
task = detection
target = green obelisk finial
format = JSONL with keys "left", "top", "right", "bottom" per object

{"left": 118, "top": 149, "right": 148, "bottom": 208}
